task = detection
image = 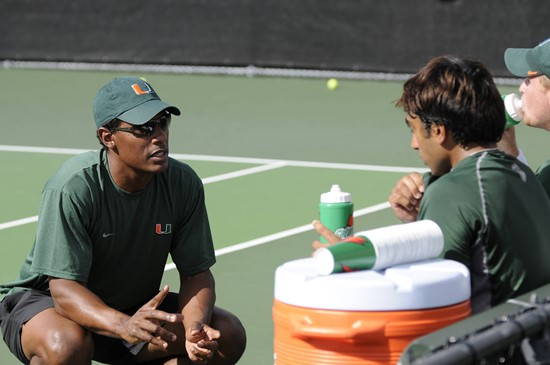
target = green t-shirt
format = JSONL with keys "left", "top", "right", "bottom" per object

{"left": 419, "top": 150, "right": 550, "bottom": 314}
{"left": 535, "top": 159, "right": 550, "bottom": 199}
{"left": 0, "top": 149, "right": 215, "bottom": 310}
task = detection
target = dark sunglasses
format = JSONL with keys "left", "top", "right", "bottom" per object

{"left": 111, "top": 112, "right": 171, "bottom": 137}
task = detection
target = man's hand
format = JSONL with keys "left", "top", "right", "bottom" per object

{"left": 497, "top": 126, "right": 521, "bottom": 158}
{"left": 185, "top": 322, "right": 220, "bottom": 364}
{"left": 311, "top": 220, "right": 341, "bottom": 251}
{"left": 121, "top": 285, "right": 183, "bottom": 349}
{"left": 389, "top": 172, "right": 424, "bottom": 223}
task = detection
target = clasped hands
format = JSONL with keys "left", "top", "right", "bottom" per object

{"left": 121, "top": 285, "right": 220, "bottom": 364}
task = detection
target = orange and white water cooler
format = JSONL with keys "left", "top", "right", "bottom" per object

{"left": 273, "top": 258, "right": 471, "bottom": 365}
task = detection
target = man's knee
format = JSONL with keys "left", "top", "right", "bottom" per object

{"left": 30, "top": 324, "right": 93, "bottom": 364}
{"left": 226, "top": 314, "right": 247, "bottom": 363}
{"left": 215, "top": 309, "right": 247, "bottom": 364}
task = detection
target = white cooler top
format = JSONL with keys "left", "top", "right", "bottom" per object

{"left": 274, "top": 258, "right": 470, "bottom": 311}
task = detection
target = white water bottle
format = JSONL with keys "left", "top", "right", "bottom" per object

{"left": 503, "top": 93, "right": 524, "bottom": 129}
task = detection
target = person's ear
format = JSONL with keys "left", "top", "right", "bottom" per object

{"left": 431, "top": 124, "right": 447, "bottom": 145}
{"left": 98, "top": 128, "right": 116, "bottom": 149}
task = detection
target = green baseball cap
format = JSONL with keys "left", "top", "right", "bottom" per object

{"left": 504, "top": 38, "right": 550, "bottom": 78}
{"left": 93, "top": 77, "right": 181, "bottom": 128}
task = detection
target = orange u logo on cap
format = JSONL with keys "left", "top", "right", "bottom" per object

{"left": 131, "top": 83, "right": 153, "bottom": 95}
{"left": 527, "top": 70, "right": 540, "bottom": 76}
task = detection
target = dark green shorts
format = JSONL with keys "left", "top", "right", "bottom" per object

{"left": 0, "top": 289, "right": 179, "bottom": 364}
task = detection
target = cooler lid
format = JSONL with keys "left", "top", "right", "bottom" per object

{"left": 274, "top": 258, "right": 470, "bottom": 311}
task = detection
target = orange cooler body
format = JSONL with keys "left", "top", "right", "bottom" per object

{"left": 273, "top": 258, "right": 472, "bottom": 365}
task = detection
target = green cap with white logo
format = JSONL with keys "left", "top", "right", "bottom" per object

{"left": 93, "top": 77, "right": 181, "bottom": 128}
{"left": 504, "top": 38, "right": 550, "bottom": 78}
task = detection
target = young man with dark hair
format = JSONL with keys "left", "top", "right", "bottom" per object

{"left": 0, "top": 77, "right": 246, "bottom": 365}
{"left": 389, "top": 56, "right": 550, "bottom": 314}
{"left": 315, "top": 56, "right": 550, "bottom": 315}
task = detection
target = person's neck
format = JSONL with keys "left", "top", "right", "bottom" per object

{"left": 450, "top": 144, "right": 497, "bottom": 168}
{"left": 107, "top": 155, "right": 153, "bottom": 193}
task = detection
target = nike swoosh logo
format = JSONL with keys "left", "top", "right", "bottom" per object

{"left": 102, "top": 233, "right": 114, "bottom": 238}
{"left": 527, "top": 70, "right": 540, "bottom": 76}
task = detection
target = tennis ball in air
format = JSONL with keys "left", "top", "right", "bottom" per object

{"left": 140, "top": 77, "right": 148, "bottom": 82}
{"left": 327, "top": 78, "right": 339, "bottom": 91}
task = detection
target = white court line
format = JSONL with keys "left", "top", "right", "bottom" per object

{"left": 0, "top": 145, "right": 91, "bottom": 155}
{"left": 163, "top": 202, "right": 391, "bottom": 272}
{"left": 201, "top": 162, "right": 287, "bottom": 184}
{"left": 0, "top": 145, "right": 428, "bottom": 173}
{"left": 0, "top": 163, "right": 287, "bottom": 232}
{"left": 0, "top": 216, "right": 39, "bottom": 231}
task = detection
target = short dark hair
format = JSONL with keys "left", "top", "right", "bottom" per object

{"left": 396, "top": 56, "right": 505, "bottom": 147}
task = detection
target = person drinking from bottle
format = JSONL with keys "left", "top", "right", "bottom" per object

{"left": 498, "top": 38, "right": 550, "bottom": 198}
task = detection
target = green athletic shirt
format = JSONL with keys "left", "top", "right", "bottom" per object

{"left": 419, "top": 149, "right": 550, "bottom": 314}
{"left": 0, "top": 149, "right": 215, "bottom": 311}
{"left": 535, "top": 159, "right": 550, "bottom": 199}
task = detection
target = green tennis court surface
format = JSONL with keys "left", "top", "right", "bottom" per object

{"left": 0, "top": 68, "right": 545, "bottom": 364}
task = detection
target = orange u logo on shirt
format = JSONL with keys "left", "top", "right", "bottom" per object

{"left": 156, "top": 224, "right": 172, "bottom": 235}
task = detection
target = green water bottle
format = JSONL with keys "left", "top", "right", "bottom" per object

{"left": 319, "top": 184, "right": 353, "bottom": 243}
{"left": 502, "top": 93, "right": 523, "bottom": 129}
